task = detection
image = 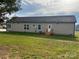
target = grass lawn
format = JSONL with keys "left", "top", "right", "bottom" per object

{"left": 0, "top": 32, "right": 79, "bottom": 59}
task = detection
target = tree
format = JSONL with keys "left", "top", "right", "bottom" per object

{"left": 0, "top": 0, "right": 21, "bottom": 24}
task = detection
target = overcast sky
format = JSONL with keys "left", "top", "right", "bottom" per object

{"left": 11, "top": 0, "right": 79, "bottom": 24}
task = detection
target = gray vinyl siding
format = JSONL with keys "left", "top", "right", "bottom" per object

{"left": 52, "top": 23, "right": 74, "bottom": 35}
{"left": 7, "top": 23, "right": 75, "bottom": 35}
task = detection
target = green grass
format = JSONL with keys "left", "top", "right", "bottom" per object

{"left": 0, "top": 32, "right": 79, "bottom": 59}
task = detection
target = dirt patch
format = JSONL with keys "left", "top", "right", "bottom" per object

{"left": 0, "top": 46, "right": 9, "bottom": 59}
{"left": 0, "top": 45, "right": 21, "bottom": 59}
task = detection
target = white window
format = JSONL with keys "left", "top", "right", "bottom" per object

{"left": 48, "top": 24, "right": 51, "bottom": 32}
{"left": 24, "top": 24, "right": 26, "bottom": 30}
{"left": 38, "top": 25, "right": 41, "bottom": 30}
{"left": 26, "top": 25, "right": 29, "bottom": 30}
{"left": 48, "top": 24, "right": 51, "bottom": 28}
{"left": 24, "top": 24, "right": 29, "bottom": 30}
{"left": 33, "top": 24, "right": 35, "bottom": 27}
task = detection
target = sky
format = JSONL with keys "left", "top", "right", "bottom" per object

{"left": 10, "top": 0, "right": 79, "bottom": 24}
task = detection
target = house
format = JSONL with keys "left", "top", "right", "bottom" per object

{"left": 6, "top": 15, "right": 76, "bottom": 35}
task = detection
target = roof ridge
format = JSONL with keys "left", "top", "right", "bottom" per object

{"left": 13, "top": 15, "right": 75, "bottom": 18}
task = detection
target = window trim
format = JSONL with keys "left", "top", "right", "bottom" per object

{"left": 33, "top": 24, "right": 35, "bottom": 27}
{"left": 24, "top": 24, "right": 26, "bottom": 29}
{"left": 26, "top": 25, "right": 29, "bottom": 30}
{"left": 48, "top": 24, "right": 52, "bottom": 29}
{"left": 38, "top": 24, "right": 41, "bottom": 30}
{"left": 24, "top": 24, "right": 29, "bottom": 30}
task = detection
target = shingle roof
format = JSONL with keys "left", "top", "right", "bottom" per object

{"left": 7, "top": 15, "right": 76, "bottom": 23}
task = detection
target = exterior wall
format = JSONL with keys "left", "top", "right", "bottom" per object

{"left": 7, "top": 23, "right": 46, "bottom": 32}
{"left": 52, "top": 23, "right": 75, "bottom": 35}
{"left": 7, "top": 22, "right": 75, "bottom": 35}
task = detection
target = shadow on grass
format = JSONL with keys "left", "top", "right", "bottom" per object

{"left": 0, "top": 32, "right": 78, "bottom": 41}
